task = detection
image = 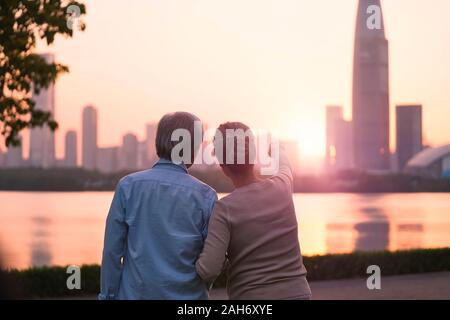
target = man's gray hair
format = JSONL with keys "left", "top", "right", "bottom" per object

{"left": 155, "top": 111, "right": 202, "bottom": 162}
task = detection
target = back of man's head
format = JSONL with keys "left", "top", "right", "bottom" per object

{"left": 155, "top": 112, "right": 202, "bottom": 166}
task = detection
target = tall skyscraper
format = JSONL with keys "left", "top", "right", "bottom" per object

{"left": 29, "top": 53, "right": 56, "bottom": 168}
{"left": 352, "top": 0, "right": 390, "bottom": 171}
{"left": 97, "top": 147, "right": 119, "bottom": 173}
{"left": 137, "top": 140, "right": 149, "bottom": 169}
{"left": 64, "top": 130, "right": 78, "bottom": 168}
{"left": 0, "top": 148, "right": 4, "bottom": 167}
{"left": 5, "top": 136, "right": 23, "bottom": 168}
{"left": 325, "top": 106, "right": 354, "bottom": 171}
{"left": 120, "top": 133, "right": 138, "bottom": 170}
{"left": 82, "top": 105, "right": 98, "bottom": 170}
{"left": 396, "top": 105, "right": 423, "bottom": 171}
{"left": 335, "top": 119, "right": 354, "bottom": 170}
{"left": 325, "top": 106, "right": 344, "bottom": 169}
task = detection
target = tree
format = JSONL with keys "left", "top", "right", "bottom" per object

{"left": 0, "top": 0, "right": 86, "bottom": 147}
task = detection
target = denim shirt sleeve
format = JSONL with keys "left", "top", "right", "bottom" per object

{"left": 98, "top": 182, "right": 128, "bottom": 300}
{"left": 201, "top": 191, "right": 218, "bottom": 240}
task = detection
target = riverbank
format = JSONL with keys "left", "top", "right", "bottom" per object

{"left": 1, "top": 168, "right": 450, "bottom": 193}
{"left": 2, "top": 248, "right": 450, "bottom": 298}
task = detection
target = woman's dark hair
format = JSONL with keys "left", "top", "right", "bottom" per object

{"left": 214, "top": 122, "right": 256, "bottom": 176}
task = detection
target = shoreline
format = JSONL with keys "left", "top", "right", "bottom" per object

{"left": 1, "top": 168, "right": 450, "bottom": 193}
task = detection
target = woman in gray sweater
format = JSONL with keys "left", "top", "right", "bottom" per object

{"left": 195, "top": 122, "right": 311, "bottom": 300}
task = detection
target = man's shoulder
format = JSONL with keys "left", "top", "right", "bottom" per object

{"left": 184, "top": 174, "right": 217, "bottom": 199}
{"left": 117, "top": 169, "right": 216, "bottom": 198}
{"left": 117, "top": 169, "right": 151, "bottom": 185}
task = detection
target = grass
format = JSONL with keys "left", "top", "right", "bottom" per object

{"left": 2, "top": 248, "right": 450, "bottom": 298}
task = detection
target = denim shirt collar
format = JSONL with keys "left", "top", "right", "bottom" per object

{"left": 152, "top": 158, "right": 188, "bottom": 173}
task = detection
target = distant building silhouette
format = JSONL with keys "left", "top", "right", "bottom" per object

{"left": 64, "top": 130, "right": 78, "bottom": 168}
{"left": 325, "top": 106, "right": 354, "bottom": 171}
{"left": 335, "top": 119, "right": 354, "bottom": 170}
{"left": 2, "top": 101, "right": 158, "bottom": 172}
{"left": 405, "top": 145, "right": 450, "bottom": 179}
{"left": 120, "top": 133, "right": 138, "bottom": 170}
{"left": 82, "top": 105, "right": 98, "bottom": 170}
{"left": 97, "top": 147, "right": 119, "bottom": 173}
{"left": 325, "top": 106, "right": 343, "bottom": 169}
{"left": 5, "top": 136, "right": 23, "bottom": 168}
{"left": 396, "top": 105, "right": 423, "bottom": 171}
{"left": 352, "top": 0, "right": 390, "bottom": 171}
{"left": 29, "top": 53, "right": 56, "bottom": 168}
{"left": 145, "top": 122, "right": 158, "bottom": 165}
{"left": 138, "top": 141, "right": 149, "bottom": 169}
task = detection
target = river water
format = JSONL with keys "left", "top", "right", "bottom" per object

{"left": 0, "top": 192, "right": 449, "bottom": 269}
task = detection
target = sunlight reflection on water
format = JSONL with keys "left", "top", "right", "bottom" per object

{"left": 0, "top": 192, "right": 449, "bottom": 269}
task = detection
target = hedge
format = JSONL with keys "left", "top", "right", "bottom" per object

{"left": 1, "top": 248, "right": 450, "bottom": 298}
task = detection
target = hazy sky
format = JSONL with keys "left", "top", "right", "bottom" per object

{"left": 30, "top": 0, "right": 450, "bottom": 159}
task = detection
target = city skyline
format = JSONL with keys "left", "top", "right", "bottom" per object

{"left": 0, "top": 0, "right": 449, "bottom": 170}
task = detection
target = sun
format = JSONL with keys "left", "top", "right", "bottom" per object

{"left": 298, "top": 139, "right": 323, "bottom": 157}
{"left": 296, "top": 127, "right": 325, "bottom": 158}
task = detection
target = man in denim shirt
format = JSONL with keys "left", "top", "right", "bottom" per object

{"left": 99, "top": 112, "right": 217, "bottom": 300}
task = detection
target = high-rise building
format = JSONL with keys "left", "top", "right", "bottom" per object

{"left": 97, "top": 147, "right": 119, "bottom": 174}
{"left": 120, "top": 133, "right": 138, "bottom": 171}
{"left": 0, "top": 148, "right": 5, "bottom": 167}
{"left": 396, "top": 105, "right": 423, "bottom": 171}
{"left": 325, "top": 106, "right": 354, "bottom": 171}
{"left": 335, "top": 119, "right": 354, "bottom": 170}
{"left": 82, "top": 105, "right": 98, "bottom": 170}
{"left": 352, "top": 0, "right": 390, "bottom": 171}
{"left": 64, "top": 130, "right": 78, "bottom": 168}
{"left": 5, "top": 136, "right": 23, "bottom": 168}
{"left": 29, "top": 53, "right": 56, "bottom": 168}
{"left": 137, "top": 140, "right": 149, "bottom": 169}
{"left": 325, "top": 106, "right": 344, "bottom": 169}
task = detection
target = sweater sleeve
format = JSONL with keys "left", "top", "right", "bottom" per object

{"left": 195, "top": 200, "right": 230, "bottom": 282}
{"left": 270, "top": 144, "right": 294, "bottom": 192}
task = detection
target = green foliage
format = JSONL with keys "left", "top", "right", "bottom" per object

{"left": 302, "top": 248, "right": 450, "bottom": 281}
{"left": 1, "top": 248, "right": 449, "bottom": 298}
{"left": 4, "top": 265, "right": 99, "bottom": 298}
{"left": 0, "top": 0, "right": 86, "bottom": 146}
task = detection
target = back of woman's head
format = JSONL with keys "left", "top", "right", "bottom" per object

{"left": 214, "top": 122, "right": 256, "bottom": 177}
